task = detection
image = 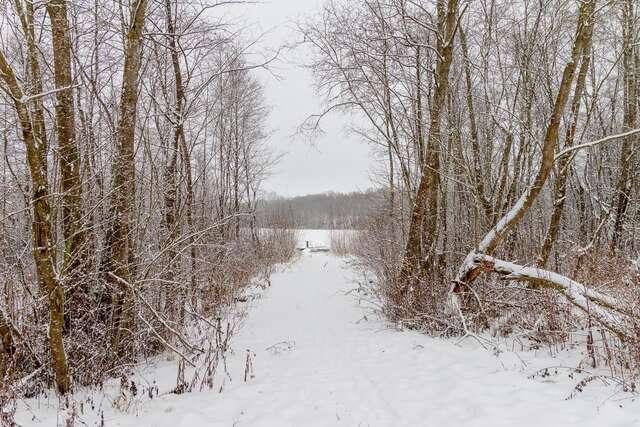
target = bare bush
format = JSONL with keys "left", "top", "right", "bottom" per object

{"left": 259, "top": 228, "right": 301, "bottom": 266}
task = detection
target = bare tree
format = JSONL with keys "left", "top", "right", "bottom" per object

{"left": 0, "top": 48, "right": 71, "bottom": 393}
{"left": 305, "top": 0, "right": 640, "bottom": 366}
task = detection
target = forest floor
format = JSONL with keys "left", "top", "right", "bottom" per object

{"left": 15, "top": 230, "right": 640, "bottom": 426}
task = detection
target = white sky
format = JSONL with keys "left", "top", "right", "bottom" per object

{"left": 228, "top": 0, "right": 374, "bottom": 197}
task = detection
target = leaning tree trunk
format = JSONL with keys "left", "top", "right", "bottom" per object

{"left": 538, "top": 18, "right": 594, "bottom": 267}
{"left": 453, "top": 0, "right": 596, "bottom": 288}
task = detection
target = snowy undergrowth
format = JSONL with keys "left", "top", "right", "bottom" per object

{"left": 14, "top": 230, "right": 640, "bottom": 426}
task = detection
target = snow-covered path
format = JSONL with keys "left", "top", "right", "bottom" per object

{"left": 17, "top": 231, "right": 640, "bottom": 426}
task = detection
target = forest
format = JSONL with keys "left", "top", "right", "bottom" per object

{"left": 1, "top": 0, "right": 640, "bottom": 425}
{"left": 0, "top": 0, "right": 298, "bottom": 400}
{"left": 302, "top": 0, "right": 640, "bottom": 368}
{"left": 256, "top": 190, "right": 383, "bottom": 229}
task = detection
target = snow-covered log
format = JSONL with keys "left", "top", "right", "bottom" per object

{"left": 457, "top": 254, "right": 633, "bottom": 341}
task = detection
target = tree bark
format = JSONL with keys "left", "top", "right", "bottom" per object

{"left": 398, "top": 0, "right": 459, "bottom": 293}
{"left": 47, "top": 0, "right": 85, "bottom": 275}
{"left": 538, "top": 19, "right": 594, "bottom": 267}
{"left": 102, "top": 0, "right": 148, "bottom": 359}
{"left": 611, "top": 0, "right": 637, "bottom": 252}
{"left": 0, "top": 50, "right": 71, "bottom": 394}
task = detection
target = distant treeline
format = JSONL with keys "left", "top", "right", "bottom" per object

{"left": 257, "top": 189, "right": 384, "bottom": 229}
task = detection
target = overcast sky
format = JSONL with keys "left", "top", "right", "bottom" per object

{"left": 228, "top": 0, "right": 374, "bottom": 197}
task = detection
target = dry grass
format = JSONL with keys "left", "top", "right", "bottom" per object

{"left": 329, "top": 230, "right": 356, "bottom": 256}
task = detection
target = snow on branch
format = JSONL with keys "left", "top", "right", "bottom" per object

{"left": 555, "top": 128, "right": 640, "bottom": 160}
{"left": 465, "top": 254, "right": 634, "bottom": 341}
{"left": 19, "top": 85, "right": 79, "bottom": 104}
{"left": 107, "top": 272, "right": 203, "bottom": 356}
{"left": 453, "top": 128, "right": 640, "bottom": 288}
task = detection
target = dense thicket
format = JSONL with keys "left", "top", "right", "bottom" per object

{"left": 304, "top": 0, "right": 640, "bottom": 377}
{"left": 0, "top": 0, "right": 292, "bottom": 396}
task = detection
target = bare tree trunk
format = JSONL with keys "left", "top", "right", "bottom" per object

{"left": 47, "top": 0, "right": 85, "bottom": 274}
{"left": 538, "top": 19, "right": 594, "bottom": 267}
{"left": 398, "top": 0, "right": 459, "bottom": 293}
{"left": 460, "top": 26, "right": 492, "bottom": 224}
{"left": 160, "top": 0, "right": 182, "bottom": 326}
{"left": 381, "top": 37, "right": 408, "bottom": 212}
{"left": 164, "top": 0, "right": 196, "bottom": 322}
{"left": 0, "top": 51, "right": 71, "bottom": 394}
{"left": 453, "top": 0, "right": 596, "bottom": 288}
{"left": 46, "top": 0, "right": 89, "bottom": 341}
{"left": 103, "top": 0, "right": 148, "bottom": 359}
{"left": 611, "top": 0, "right": 637, "bottom": 252}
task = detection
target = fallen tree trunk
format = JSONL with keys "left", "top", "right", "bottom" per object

{"left": 458, "top": 254, "right": 634, "bottom": 341}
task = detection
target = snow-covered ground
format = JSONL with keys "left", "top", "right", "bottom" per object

{"left": 15, "top": 230, "right": 640, "bottom": 426}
